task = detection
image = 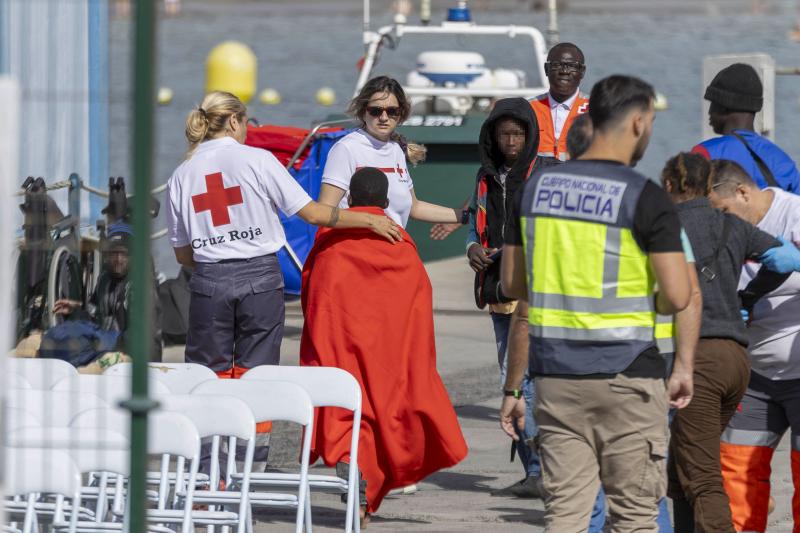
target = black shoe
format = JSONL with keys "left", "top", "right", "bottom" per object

{"left": 508, "top": 475, "right": 544, "bottom": 499}
{"left": 490, "top": 477, "right": 528, "bottom": 497}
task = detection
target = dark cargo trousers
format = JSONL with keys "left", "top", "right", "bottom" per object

{"left": 187, "top": 253, "right": 285, "bottom": 474}
{"left": 186, "top": 253, "right": 284, "bottom": 371}
{"left": 667, "top": 338, "right": 750, "bottom": 533}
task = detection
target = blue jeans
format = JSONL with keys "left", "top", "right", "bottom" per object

{"left": 588, "top": 490, "right": 672, "bottom": 532}
{"left": 491, "top": 312, "right": 540, "bottom": 478}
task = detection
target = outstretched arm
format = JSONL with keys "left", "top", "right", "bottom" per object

{"left": 410, "top": 189, "right": 460, "bottom": 223}
{"left": 317, "top": 183, "right": 347, "bottom": 207}
{"left": 296, "top": 201, "right": 403, "bottom": 243}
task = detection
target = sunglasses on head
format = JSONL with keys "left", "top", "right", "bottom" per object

{"left": 366, "top": 106, "right": 402, "bottom": 119}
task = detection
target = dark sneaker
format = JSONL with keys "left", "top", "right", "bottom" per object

{"left": 490, "top": 477, "right": 527, "bottom": 497}
{"left": 508, "top": 475, "right": 544, "bottom": 499}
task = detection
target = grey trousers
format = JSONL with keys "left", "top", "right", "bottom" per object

{"left": 186, "top": 253, "right": 284, "bottom": 372}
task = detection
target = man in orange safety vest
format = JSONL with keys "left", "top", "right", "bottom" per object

{"left": 530, "top": 42, "right": 589, "bottom": 169}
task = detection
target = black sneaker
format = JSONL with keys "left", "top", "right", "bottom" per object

{"left": 508, "top": 476, "right": 545, "bottom": 499}
{"left": 491, "top": 476, "right": 544, "bottom": 499}
{"left": 490, "top": 477, "right": 527, "bottom": 497}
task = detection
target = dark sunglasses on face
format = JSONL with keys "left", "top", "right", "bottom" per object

{"left": 366, "top": 106, "right": 402, "bottom": 119}
{"left": 546, "top": 60, "right": 584, "bottom": 73}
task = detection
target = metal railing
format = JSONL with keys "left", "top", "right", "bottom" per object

{"left": 16, "top": 174, "right": 168, "bottom": 240}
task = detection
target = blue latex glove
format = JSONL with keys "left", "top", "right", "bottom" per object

{"left": 760, "top": 236, "right": 800, "bottom": 274}
{"left": 740, "top": 308, "right": 750, "bottom": 323}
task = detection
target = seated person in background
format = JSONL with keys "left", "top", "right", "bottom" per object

{"left": 300, "top": 167, "right": 468, "bottom": 525}
{"left": 53, "top": 222, "right": 162, "bottom": 362}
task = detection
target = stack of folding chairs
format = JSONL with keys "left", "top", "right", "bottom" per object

{"left": 3, "top": 358, "right": 364, "bottom": 533}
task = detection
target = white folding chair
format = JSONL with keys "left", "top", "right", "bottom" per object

{"left": 191, "top": 379, "right": 315, "bottom": 533}
{"left": 8, "top": 426, "right": 130, "bottom": 527}
{"left": 6, "top": 389, "right": 107, "bottom": 427}
{"left": 51, "top": 374, "right": 171, "bottom": 405}
{"left": 5, "top": 407, "right": 42, "bottom": 431}
{"left": 7, "top": 358, "right": 78, "bottom": 390}
{"left": 4, "top": 447, "right": 82, "bottom": 533}
{"left": 159, "top": 394, "right": 256, "bottom": 533}
{"left": 71, "top": 409, "right": 201, "bottom": 533}
{"left": 242, "top": 365, "right": 363, "bottom": 533}
{"left": 7, "top": 373, "right": 32, "bottom": 389}
{"left": 104, "top": 362, "right": 217, "bottom": 394}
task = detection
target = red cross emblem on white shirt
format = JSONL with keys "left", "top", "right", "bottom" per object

{"left": 191, "top": 172, "right": 243, "bottom": 226}
{"left": 356, "top": 165, "right": 404, "bottom": 176}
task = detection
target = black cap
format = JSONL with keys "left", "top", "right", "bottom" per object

{"left": 704, "top": 63, "right": 763, "bottom": 113}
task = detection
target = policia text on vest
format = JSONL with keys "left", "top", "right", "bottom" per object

{"left": 534, "top": 174, "right": 625, "bottom": 222}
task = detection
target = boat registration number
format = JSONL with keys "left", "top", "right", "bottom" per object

{"left": 405, "top": 115, "right": 464, "bottom": 127}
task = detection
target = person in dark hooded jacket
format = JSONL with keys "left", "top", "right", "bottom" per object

{"left": 465, "top": 97, "right": 543, "bottom": 498}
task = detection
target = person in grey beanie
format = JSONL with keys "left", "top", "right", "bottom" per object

{"left": 692, "top": 62, "right": 800, "bottom": 193}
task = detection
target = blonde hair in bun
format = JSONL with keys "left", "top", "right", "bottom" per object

{"left": 184, "top": 91, "right": 247, "bottom": 158}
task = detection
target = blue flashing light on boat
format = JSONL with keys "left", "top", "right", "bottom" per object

{"left": 446, "top": 4, "right": 471, "bottom": 23}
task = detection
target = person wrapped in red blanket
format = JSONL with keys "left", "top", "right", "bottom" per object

{"left": 300, "top": 167, "right": 468, "bottom": 520}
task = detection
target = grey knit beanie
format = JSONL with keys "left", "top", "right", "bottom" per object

{"left": 704, "top": 63, "right": 763, "bottom": 113}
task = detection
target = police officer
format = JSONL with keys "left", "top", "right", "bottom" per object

{"left": 166, "top": 91, "right": 401, "bottom": 377}
{"left": 500, "top": 75, "right": 693, "bottom": 531}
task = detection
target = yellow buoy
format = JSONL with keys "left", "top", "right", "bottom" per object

{"left": 259, "top": 88, "right": 281, "bottom": 105}
{"left": 157, "top": 87, "right": 173, "bottom": 106}
{"left": 205, "top": 41, "right": 257, "bottom": 103}
{"left": 316, "top": 87, "right": 336, "bottom": 107}
{"left": 654, "top": 92, "right": 669, "bottom": 111}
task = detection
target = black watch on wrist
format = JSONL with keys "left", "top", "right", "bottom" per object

{"left": 460, "top": 208, "right": 470, "bottom": 225}
{"left": 503, "top": 389, "right": 522, "bottom": 399}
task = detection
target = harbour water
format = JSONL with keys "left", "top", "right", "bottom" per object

{"left": 106, "top": 0, "right": 800, "bottom": 274}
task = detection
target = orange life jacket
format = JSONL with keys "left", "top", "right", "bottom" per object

{"left": 530, "top": 92, "right": 589, "bottom": 161}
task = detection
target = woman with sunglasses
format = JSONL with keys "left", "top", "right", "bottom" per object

{"left": 319, "top": 76, "right": 462, "bottom": 228}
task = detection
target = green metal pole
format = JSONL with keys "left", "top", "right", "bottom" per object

{"left": 120, "top": 1, "right": 158, "bottom": 533}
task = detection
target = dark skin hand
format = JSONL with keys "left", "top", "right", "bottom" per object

{"left": 545, "top": 44, "right": 586, "bottom": 103}
{"left": 468, "top": 243, "right": 496, "bottom": 272}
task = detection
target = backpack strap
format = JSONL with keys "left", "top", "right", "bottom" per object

{"left": 730, "top": 131, "right": 780, "bottom": 188}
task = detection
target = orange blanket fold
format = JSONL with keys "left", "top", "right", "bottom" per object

{"left": 299, "top": 206, "right": 468, "bottom": 513}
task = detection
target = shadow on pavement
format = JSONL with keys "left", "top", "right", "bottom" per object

{"left": 455, "top": 403, "right": 500, "bottom": 422}
{"left": 425, "top": 470, "right": 500, "bottom": 493}
{"left": 491, "top": 506, "right": 546, "bottom": 526}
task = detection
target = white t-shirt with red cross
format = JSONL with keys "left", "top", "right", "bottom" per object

{"left": 322, "top": 129, "right": 414, "bottom": 227}
{"left": 166, "top": 137, "right": 312, "bottom": 263}
{"left": 738, "top": 188, "right": 800, "bottom": 380}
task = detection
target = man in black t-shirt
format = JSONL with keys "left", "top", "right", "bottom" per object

{"left": 499, "top": 75, "right": 694, "bottom": 531}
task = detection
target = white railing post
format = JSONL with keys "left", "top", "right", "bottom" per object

{"left": 0, "top": 75, "right": 21, "bottom": 526}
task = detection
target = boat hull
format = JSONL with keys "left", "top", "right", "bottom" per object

{"left": 399, "top": 115, "right": 483, "bottom": 262}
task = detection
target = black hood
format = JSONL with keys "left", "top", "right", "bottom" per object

{"left": 478, "top": 97, "right": 539, "bottom": 182}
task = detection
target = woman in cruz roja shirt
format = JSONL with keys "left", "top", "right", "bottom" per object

{"left": 318, "top": 76, "right": 464, "bottom": 229}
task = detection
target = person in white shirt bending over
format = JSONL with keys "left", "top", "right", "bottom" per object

{"left": 318, "top": 76, "right": 463, "bottom": 229}
{"left": 709, "top": 159, "right": 800, "bottom": 533}
{"left": 166, "top": 91, "right": 401, "bottom": 378}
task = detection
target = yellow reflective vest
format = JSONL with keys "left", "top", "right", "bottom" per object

{"left": 519, "top": 161, "right": 658, "bottom": 375}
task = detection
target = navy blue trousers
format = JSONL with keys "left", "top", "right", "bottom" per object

{"left": 186, "top": 253, "right": 284, "bottom": 372}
